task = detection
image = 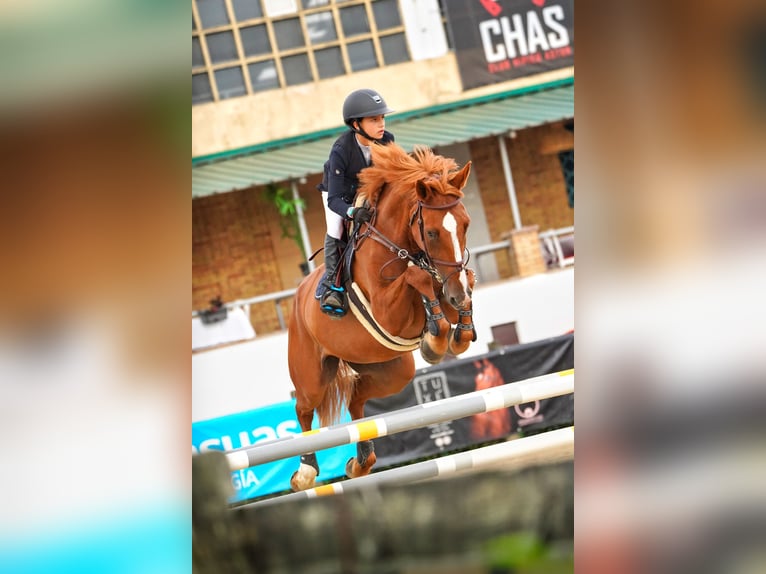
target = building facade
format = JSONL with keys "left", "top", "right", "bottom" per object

{"left": 192, "top": 0, "right": 575, "bottom": 337}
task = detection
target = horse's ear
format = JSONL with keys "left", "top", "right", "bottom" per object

{"left": 415, "top": 179, "right": 430, "bottom": 201}
{"left": 448, "top": 161, "right": 472, "bottom": 190}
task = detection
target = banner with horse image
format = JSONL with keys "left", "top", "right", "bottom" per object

{"left": 443, "top": 0, "right": 574, "bottom": 91}
{"left": 192, "top": 401, "right": 356, "bottom": 502}
{"left": 364, "top": 332, "right": 574, "bottom": 468}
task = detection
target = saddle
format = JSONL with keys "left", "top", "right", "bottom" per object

{"left": 313, "top": 220, "right": 423, "bottom": 351}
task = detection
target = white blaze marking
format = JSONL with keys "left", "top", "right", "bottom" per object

{"left": 442, "top": 212, "right": 468, "bottom": 290}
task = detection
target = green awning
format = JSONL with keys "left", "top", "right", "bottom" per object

{"left": 192, "top": 79, "right": 573, "bottom": 198}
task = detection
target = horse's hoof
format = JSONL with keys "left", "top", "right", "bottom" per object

{"left": 419, "top": 339, "right": 445, "bottom": 365}
{"left": 290, "top": 464, "right": 318, "bottom": 491}
{"left": 447, "top": 328, "right": 470, "bottom": 356}
{"left": 345, "top": 457, "right": 356, "bottom": 478}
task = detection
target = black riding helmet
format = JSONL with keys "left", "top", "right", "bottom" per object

{"left": 342, "top": 88, "right": 394, "bottom": 142}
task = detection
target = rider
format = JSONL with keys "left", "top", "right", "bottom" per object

{"left": 317, "top": 88, "right": 395, "bottom": 317}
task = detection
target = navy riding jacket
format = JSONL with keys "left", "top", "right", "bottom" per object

{"left": 317, "top": 129, "right": 395, "bottom": 218}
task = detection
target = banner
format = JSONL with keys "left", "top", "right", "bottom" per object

{"left": 364, "top": 333, "right": 574, "bottom": 467}
{"left": 192, "top": 400, "right": 356, "bottom": 502}
{"left": 443, "top": 0, "right": 574, "bottom": 90}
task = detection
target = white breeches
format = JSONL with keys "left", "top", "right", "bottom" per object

{"left": 322, "top": 191, "right": 345, "bottom": 240}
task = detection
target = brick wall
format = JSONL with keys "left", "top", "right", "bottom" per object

{"left": 506, "top": 225, "right": 547, "bottom": 277}
{"left": 469, "top": 121, "right": 574, "bottom": 278}
{"left": 193, "top": 187, "right": 285, "bottom": 334}
{"left": 192, "top": 176, "right": 329, "bottom": 336}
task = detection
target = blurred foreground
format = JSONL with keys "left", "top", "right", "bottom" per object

{"left": 576, "top": 1, "right": 766, "bottom": 573}
{"left": 0, "top": 2, "right": 189, "bottom": 572}
{"left": 193, "top": 451, "right": 574, "bottom": 574}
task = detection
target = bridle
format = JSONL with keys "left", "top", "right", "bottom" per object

{"left": 356, "top": 196, "right": 471, "bottom": 287}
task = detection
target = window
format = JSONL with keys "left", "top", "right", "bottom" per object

{"left": 248, "top": 60, "right": 280, "bottom": 92}
{"left": 273, "top": 18, "right": 305, "bottom": 50}
{"left": 340, "top": 5, "right": 370, "bottom": 36}
{"left": 282, "top": 53, "right": 312, "bottom": 85}
{"left": 192, "top": 0, "right": 412, "bottom": 104}
{"left": 232, "top": 0, "right": 263, "bottom": 21}
{"left": 192, "top": 37, "right": 205, "bottom": 68}
{"left": 380, "top": 33, "right": 408, "bottom": 65}
{"left": 558, "top": 149, "right": 574, "bottom": 208}
{"left": 347, "top": 40, "right": 377, "bottom": 71}
{"left": 240, "top": 25, "right": 271, "bottom": 57}
{"left": 193, "top": 73, "right": 214, "bottom": 104}
{"left": 305, "top": 11, "right": 336, "bottom": 44}
{"left": 214, "top": 66, "right": 247, "bottom": 99}
{"left": 197, "top": 0, "right": 229, "bottom": 28}
{"left": 490, "top": 322, "right": 519, "bottom": 348}
{"left": 315, "top": 46, "right": 344, "bottom": 78}
{"left": 372, "top": 0, "right": 400, "bottom": 29}
{"left": 206, "top": 31, "right": 239, "bottom": 64}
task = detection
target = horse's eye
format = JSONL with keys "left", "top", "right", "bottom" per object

{"left": 426, "top": 229, "right": 439, "bottom": 240}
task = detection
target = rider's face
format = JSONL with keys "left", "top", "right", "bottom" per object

{"left": 356, "top": 115, "right": 386, "bottom": 142}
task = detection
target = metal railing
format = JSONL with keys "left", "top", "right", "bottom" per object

{"left": 192, "top": 288, "right": 298, "bottom": 331}
{"left": 193, "top": 228, "right": 574, "bottom": 331}
{"left": 540, "top": 226, "right": 575, "bottom": 268}
{"left": 471, "top": 240, "right": 511, "bottom": 283}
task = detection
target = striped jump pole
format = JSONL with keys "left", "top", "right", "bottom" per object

{"left": 237, "top": 426, "right": 574, "bottom": 509}
{"left": 226, "top": 369, "right": 574, "bottom": 471}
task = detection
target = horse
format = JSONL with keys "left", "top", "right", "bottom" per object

{"left": 287, "top": 143, "right": 476, "bottom": 491}
{"left": 471, "top": 358, "right": 511, "bottom": 439}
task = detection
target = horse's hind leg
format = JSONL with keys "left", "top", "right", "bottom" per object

{"left": 287, "top": 301, "right": 327, "bottom": 492}
{"left": 345, "top": 354, "right": 416, "bottom": 479}
{"left": 290, "top": 401, "right": 320, "bottom": 491}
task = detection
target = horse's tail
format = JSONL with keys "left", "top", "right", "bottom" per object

{"left": 316, "top": 356, "right": 357, "bottom": 427}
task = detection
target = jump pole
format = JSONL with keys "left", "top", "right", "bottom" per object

{"left": 237, "top": 426, "right": 574, "bottom": 509}
{"left": 226, "top": 369, "right": 574, "bottom": 471}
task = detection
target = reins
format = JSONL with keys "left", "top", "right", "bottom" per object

{"left": 355, "top": 196, "right": 471, "bottom": 286}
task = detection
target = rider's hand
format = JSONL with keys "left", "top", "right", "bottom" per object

{"left": 347, "top": 206, "right": 373, "bottom": 224}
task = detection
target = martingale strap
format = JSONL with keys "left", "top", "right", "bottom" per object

{"left": 346, "top": 282, "right": 422, "bottom": 351}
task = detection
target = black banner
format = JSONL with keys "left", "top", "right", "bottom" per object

{"left": 443, "top": 0, "right": 574, "bottom": 91}
{"left": 364, "top": 333, "right": 574, "bottom": 468}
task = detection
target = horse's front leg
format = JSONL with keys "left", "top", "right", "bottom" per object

{"left": 447, "top": 305, "right": 477, "bottom": 355}
{"left": 402, "top": 265, "right": 453, "bottom": 364}
{"left": 442, "top": 268, "right": 477, "bottom": 356}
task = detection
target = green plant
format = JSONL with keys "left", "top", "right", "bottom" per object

{"left": 265, "top": 183, "right": 306, "bottom": 259}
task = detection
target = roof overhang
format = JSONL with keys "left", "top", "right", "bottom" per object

{"left": 192, "top": 78, "right": 573, "bottom": 198}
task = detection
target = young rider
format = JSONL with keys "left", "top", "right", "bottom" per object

{"left": 317, "top": 88, "right": 395, "bottom": 317}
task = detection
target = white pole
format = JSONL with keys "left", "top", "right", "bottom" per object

{"left": 291, "top": 180, "right": 314, "bottom": 272}
{"left": 241, "top": 427, "right": 574, "bottom": 508}
{"left": 225, "top": 370, "right": 573, "bottom": 471}
{"left": 498, "top": 135, "right": 522, "bottom": 230}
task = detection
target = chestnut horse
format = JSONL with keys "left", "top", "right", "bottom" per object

{"left": 287, "top": 143, "right": 476, "bottom": 491}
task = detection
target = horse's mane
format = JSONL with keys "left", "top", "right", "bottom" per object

{"left": 357, "top": 143, "right": 464, "bottom": 206}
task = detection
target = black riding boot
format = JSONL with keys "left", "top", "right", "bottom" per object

{"left": 320, "top": 235, "right": 347, "bottom": 316}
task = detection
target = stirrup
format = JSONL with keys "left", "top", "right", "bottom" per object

{"left": 320, "top": 285, "right": 347, "bottom": 317}
{"left": 321, "top": 304, "right": 346, "bottom": 317}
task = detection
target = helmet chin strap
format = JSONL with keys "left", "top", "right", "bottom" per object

{"left": 352, "top": 120, "right": 382, "bottom": 143}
